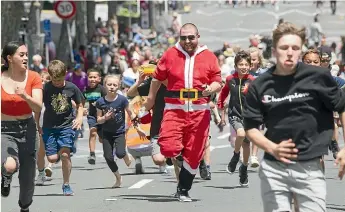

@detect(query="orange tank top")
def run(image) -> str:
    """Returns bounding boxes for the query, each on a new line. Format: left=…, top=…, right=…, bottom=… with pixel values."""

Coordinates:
left=1, top=71, right=42, bottom=116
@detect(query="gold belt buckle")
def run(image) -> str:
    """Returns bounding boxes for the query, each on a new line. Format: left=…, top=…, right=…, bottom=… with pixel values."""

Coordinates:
left=179, top=88, right=198, bottom=101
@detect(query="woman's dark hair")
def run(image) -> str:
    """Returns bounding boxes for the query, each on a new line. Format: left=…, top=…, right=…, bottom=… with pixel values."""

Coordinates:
left=1, top=41, right=24, bottom=72
left=302, top=48, right=321, bottom=61
left=234, top=50, right=251, bottom=67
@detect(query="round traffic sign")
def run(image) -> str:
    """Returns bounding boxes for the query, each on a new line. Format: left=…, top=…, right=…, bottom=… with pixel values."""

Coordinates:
left=54, top=0, right=76, bottom=20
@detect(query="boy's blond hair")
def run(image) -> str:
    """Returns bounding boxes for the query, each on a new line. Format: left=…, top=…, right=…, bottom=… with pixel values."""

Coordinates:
left=272, top=22, right=306, bottom=48
left=47, top=60, right=67, bottom=79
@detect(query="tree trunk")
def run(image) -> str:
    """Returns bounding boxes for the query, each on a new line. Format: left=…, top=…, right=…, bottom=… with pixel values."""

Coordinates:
left=1, top=2, right=25, bottom=48
left=26, top=1, right=43, bottom=64
left=56, top=20, right=71, bottom=64
left=75, top=1, right=88, bottom=48
left=87, top=1, right=96, bottom=42
left=108, top=1, right=117, bottom=21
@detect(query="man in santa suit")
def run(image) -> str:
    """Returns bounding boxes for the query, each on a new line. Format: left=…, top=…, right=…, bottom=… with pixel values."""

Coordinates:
left=144, top=23, right=221, bottom=202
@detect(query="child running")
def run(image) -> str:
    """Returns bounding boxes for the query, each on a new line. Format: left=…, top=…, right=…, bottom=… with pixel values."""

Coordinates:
left=217, top=50, right=255, bottom=187
left=83, top=68, right=106, bottom=165
left=42, top=60, right=84, bottom=195
left=96, top=74, right=144, bottom=188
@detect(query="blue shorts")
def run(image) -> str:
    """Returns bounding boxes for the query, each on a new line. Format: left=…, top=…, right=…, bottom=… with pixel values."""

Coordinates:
left=42, top=127, right=76, bottom=156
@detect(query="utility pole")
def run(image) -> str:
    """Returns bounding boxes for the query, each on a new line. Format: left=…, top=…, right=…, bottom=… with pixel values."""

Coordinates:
left=149, top=1, right=156, bottom=29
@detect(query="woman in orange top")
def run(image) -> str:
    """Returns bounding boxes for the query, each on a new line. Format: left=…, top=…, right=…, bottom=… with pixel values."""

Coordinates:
left=1, top=41, right=43, bottom=212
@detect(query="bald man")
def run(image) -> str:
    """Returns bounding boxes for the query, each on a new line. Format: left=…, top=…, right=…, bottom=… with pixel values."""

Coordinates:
left=145, top=23, right=221, bottom=202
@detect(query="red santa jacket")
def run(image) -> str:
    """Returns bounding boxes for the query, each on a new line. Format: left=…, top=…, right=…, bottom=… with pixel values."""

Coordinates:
left=153, top=43, right=221, bottom=106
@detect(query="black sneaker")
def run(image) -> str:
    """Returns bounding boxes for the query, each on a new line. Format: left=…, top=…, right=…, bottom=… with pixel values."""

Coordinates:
left=88, top=155, right=96, bottom=165
left=239, top=164, right=249, bottom=187
left=1, top=175, right=12, bottom=197
left=199, top=162, right=211, bottom=180
left=226, top=152, right=240, bottom=174
left=329, top=140, right=340, bottom=159
left=176, top=188, right=192, bottom=202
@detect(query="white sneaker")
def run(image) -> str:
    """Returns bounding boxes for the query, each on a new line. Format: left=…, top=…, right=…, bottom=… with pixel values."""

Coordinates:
left=250, top=156, right=260, bottom=168
left=45, top=167, right=53, bottom=177
left=36, top=172, right=46, bottom=186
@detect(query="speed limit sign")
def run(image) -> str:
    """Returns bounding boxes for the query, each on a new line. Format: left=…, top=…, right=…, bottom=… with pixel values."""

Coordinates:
left=54, top=0, right=76, bottom=20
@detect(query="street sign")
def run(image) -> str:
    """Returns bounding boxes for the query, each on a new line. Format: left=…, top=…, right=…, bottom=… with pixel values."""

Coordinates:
left=54, top=0, right=76, bottom=20
left=43, top=19, right=51, bottom=43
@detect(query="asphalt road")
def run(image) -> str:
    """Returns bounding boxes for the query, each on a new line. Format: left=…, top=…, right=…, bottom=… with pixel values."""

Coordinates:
left=182, top=1, right=345, bottom=50
left=2, top=117, right=345, bottom=212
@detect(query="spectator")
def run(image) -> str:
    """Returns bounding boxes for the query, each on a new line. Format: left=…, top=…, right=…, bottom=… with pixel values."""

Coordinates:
left=31, top=54, right=45, bottom=74
left=65, top=64, right=88, bottom=92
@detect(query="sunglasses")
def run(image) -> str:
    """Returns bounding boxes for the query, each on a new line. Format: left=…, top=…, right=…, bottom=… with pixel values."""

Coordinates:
left=321, top=58, right=330, bottom=63
left=180, top=35, right=197, bottom=41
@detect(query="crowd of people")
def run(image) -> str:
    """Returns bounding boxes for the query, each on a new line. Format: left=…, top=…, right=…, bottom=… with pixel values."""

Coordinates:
left=1, top=15, right=345, bottom=212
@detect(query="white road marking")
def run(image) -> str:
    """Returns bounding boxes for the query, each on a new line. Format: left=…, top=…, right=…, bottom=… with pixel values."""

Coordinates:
left=217, top=132, right=231, bottom=140
left=128, top=179, right=153, bottom=189
left=210, top=144, right=230, bottom=152
left=105, top=198, right=117, bottom=201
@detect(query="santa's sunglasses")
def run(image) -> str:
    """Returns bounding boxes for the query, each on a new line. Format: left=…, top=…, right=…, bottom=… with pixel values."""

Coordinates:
left=180, top=35, right=197, bottom=41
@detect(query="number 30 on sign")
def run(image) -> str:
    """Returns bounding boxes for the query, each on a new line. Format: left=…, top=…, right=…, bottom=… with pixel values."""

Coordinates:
left=54, top=0, right=76, bottom=20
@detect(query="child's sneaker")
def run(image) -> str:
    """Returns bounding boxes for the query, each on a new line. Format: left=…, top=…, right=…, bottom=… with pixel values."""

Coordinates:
left=62, top=184, right=74, bottom=196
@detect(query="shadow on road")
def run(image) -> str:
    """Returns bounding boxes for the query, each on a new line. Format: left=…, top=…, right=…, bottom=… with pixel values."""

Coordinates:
left=327, top=204, right=345, bottom=211
left=84, top=186, right=119, bottom=191
left=114, top=194, right=200, bottom=203
left=212, top=170, right=257, bottom=174
left=327, top=207, right=345, bottom=211
left=33, top=193, right=65, bottom=197
left=73, top=166, right=108, bottom=171
left=204, top=185, right=243, bottom=190
left=121, top=171, right=162, bottom=176
left=162, top=180, right=204, bottom=184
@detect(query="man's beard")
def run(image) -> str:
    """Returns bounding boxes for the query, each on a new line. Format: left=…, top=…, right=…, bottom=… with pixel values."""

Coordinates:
left=182, top=44, right=197, bottom=54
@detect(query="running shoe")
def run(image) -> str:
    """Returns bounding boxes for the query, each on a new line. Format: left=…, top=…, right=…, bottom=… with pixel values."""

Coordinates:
left=36, top=172, right=46, bottom=186
left=176, top=187, right=192, bottom=202
left=239, top=164, right=249, bottom=187
left=62, top=184, right=74, bottom=196
left=88, top=155, right=96, bottom=165
left=226, top=152, right=240, bottom=174
left=45, top=167, right=53, bottom=177
left=135, top=158, right=144, bottom=174
left=1, top=175, right=12, bottom=197
left=250, top=156, right=260, bottom=168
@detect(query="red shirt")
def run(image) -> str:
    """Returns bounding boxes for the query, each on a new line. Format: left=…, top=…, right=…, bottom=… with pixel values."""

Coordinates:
left=1, top=71, right=42, bottom=116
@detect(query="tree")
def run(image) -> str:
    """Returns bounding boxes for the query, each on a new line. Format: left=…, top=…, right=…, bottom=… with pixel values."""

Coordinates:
left=75, top=1, right=88, bottom=48
left=26, top=1, right=43, bottom=63
left=56, top=20, right=72, bottom=64
left=108, top=1, right=118, bottom=21
left=87, top=1, right=96, bottom=42
left=1, top=2, right=25, bottom=48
